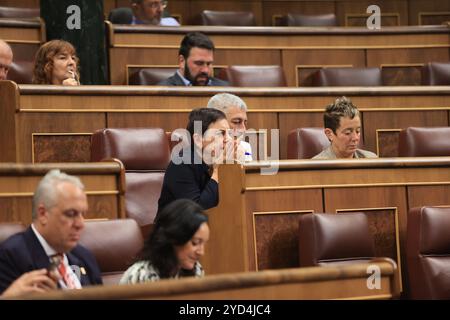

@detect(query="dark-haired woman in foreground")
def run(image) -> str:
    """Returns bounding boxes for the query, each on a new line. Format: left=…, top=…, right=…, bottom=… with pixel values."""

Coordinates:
left=120, top=199, right=209, bottom=283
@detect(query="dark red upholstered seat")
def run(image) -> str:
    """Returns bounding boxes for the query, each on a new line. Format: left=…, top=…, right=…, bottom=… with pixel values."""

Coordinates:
left=91, top=128, right=171, bottom=237
left=129, top=67, right=177, bottom=85
left=7, top=61, right=33, bottom=84
left=200, top=10, right=256, bottom=26
left=226, top=65, right=287, bottom=87
left=312, top=67, right=383, bottom=86
left=398, top=127, right=450, bottom=157
left=407, top=206, right=450, bottom=299
left=287, top=128, right=330, bottom=159
left=299, top=212, right=376, bottom=267
left=280, top=13, right=337, bottom=26
left=421, top=62, right=450, bottom=85
left=79, top=219, right=144, bottom=285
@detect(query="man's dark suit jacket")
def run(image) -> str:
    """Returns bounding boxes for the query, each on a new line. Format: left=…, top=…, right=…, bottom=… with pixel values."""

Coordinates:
left=158, top=72, right=229, bottom=86
left=0, top=227, right=103, bottom=294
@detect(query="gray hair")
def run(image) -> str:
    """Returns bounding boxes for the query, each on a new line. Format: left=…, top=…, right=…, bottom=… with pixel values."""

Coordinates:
left=32, top=169, right=84, bottom=220
left=207, top=93, right=248, bottom=114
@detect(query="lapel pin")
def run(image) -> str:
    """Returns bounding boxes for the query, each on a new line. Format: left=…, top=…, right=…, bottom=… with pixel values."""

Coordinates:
left=80, top=267, right=86, bottom=275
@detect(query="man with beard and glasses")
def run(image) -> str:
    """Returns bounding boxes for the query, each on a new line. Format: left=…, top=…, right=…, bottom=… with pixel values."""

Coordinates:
left=158, top=32, right=229, bottom=86
left=131, top=0, right=179, bottom=26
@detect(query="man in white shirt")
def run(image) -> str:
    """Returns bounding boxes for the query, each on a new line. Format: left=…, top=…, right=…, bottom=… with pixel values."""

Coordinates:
left=131, top=0, right=180, bottom=26
left=207, top=93, right=253, bottom=162
left=0, top=169, right=102, bottom=295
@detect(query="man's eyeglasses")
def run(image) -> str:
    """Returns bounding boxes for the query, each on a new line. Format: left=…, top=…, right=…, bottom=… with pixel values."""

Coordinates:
left=147, top=1, right=168, bottom=9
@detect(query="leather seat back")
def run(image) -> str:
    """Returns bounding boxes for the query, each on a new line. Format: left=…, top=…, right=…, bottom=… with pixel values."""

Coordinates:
left=79, top=219, right=144, bottom=285
left=312, top=67, right=383, bottom=86
left=287, top=128, right=330, bottom=159
left=129, top=68, right=177, bottom=85
left=226, top=65, right=287, bottom=87
left=281, top=13, right=337, bottom=26
left=299, top=213, right=376, bottom=267
left=421, top=62, right=450, bottom=85
left=398, top=127, right=450, bottom=157
left=200, top=10, right=256, bottom=26
left=407, top=206, right=450, bottom=299
left=91, top=128, right=171, bottom=236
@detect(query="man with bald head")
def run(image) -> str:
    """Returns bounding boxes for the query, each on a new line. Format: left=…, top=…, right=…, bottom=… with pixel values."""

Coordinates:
left=0, top=39, right=13, bottom=80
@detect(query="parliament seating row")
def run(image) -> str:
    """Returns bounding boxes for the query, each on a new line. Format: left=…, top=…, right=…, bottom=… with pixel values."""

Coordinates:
left=86, top=126, right=450, bottom=245
left=2, top=82, right=450, bottom=162
left=9, top=0, right=449, bottom=27
left=0, top=158, right=449, bottom=297
left=2, top=15, right=449, bottom=87
left=0, top=219, right=143, bottom=286
left=106, top=23, right=450, bottom=86
left=128, top=63, right=450, bottom=87
left=109, top=8, right=336, bottom=27
left=2, top=206, right=448, bottom=299
left=300, top=207, right=450, bottom=299
left=125, top=61, right=450, bottom=88
left=206, top=159, right=450, bottom=296
left=128, top=65, right=287, bottom=87
left=8, top=60, right=450, bottom=87
left=108, top=8, right=336, bottom=27
left=0, top=161, right=126, bottom=224
left=91, top=128, right=171, bottom=237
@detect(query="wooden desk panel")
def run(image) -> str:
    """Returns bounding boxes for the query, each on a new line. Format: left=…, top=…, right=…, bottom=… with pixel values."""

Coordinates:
left=203, top=159, right=450, bottom=295
left=2, top=83, right=450, bottom=162
left=0, top=162, right=125, bottom=224
left=0, top=19, right=45, bottom=44
left=24, top=260, right=399, bottom=300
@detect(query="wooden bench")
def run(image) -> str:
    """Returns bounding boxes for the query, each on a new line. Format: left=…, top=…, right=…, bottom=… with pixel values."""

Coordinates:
left=203, top=158, right=450, bottom=294
left=1, top=81, right=450, bottom=161
left=20, top=259, right=399, bottom=300
left=106, top=24, right=450, bottom=86
left=0, top=161, right=125, bottom=224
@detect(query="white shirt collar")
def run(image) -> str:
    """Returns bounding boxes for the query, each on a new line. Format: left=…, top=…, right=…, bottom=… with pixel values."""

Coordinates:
left=176, top=70, right=192, bottom=86
left=31, top=223, right=58, bottom=257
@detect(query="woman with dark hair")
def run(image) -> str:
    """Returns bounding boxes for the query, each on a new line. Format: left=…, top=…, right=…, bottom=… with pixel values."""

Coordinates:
left=157, top=107, right=233, bottom=214
left=32, top=39, right=80, bottom=86
left=120, top=199, right=209, bottom=283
